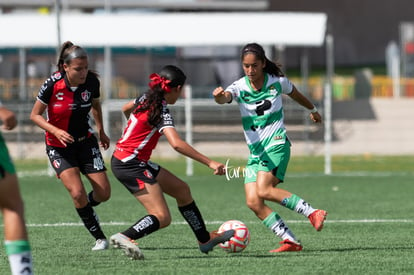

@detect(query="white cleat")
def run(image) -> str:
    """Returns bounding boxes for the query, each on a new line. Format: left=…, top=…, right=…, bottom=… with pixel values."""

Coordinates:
left=110, top=233, right=144, bottom=260
left=92, top=239, right=109, bottom=251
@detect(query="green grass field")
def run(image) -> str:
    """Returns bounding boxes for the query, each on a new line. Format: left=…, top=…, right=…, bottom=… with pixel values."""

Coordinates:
left=1, top=155, right=414, bottom=274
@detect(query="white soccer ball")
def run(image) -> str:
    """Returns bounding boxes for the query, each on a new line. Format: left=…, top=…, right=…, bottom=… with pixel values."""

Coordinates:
left=218, top=220, right=250, bottom=253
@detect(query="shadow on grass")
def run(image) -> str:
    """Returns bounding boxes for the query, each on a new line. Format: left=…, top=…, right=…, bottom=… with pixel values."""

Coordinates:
left=307, top=245, right=414, bottom=253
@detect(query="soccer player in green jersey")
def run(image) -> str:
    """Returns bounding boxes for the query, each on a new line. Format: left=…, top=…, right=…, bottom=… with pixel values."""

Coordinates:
left=213, top=42, right=327, bottom=252
left=0, top=103, right=34, bottom=274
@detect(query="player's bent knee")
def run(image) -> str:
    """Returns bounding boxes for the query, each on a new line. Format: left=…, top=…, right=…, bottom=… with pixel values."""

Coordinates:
left=245, top=200, right=261, bottom=215
left=256, top=188, right=273, bottom=201
left=155, top=213, right=172, bottom=228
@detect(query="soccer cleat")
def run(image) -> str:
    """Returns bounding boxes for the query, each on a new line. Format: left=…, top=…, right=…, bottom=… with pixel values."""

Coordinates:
left=199, top=229, right=235, bottom=254
left=308, top=209, right=328, bottom=231
left=110, top=233, right=144, bottom=260
left=92, top=239, right=109, bottom=251
left=269, top=239, right=303, bottom=253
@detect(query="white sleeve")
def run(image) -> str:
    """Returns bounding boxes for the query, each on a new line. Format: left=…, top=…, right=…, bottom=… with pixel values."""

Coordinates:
left=279, top=77, right=294, bottom=94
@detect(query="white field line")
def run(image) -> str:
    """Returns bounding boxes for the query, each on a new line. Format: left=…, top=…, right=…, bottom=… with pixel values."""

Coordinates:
left=17, top=170, right=414, bottom=178
left=20, top=219, right=414, bottom=228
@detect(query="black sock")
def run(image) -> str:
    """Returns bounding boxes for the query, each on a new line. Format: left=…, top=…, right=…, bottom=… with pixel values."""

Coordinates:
left=87, top=191, right=101, bottom=207
left=76, top=203, right=106, bottom=240
left=178, top=201, right=210, bottom=243
left=121, top=215, right=160, bottom=240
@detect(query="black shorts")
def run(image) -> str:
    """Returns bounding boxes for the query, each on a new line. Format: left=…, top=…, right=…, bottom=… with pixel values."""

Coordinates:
left=46, top=135, right=106, bottom=176
left=111, top=156, right=161, bottom=194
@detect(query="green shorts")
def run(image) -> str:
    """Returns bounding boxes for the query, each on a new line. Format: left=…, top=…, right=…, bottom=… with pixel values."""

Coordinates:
left=244, top=140, right=291, bottom=184
left=0, top=134, right=16, bottom=178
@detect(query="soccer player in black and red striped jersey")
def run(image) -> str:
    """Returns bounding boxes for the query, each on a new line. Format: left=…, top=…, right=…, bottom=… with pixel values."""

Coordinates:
left=30, top=41, right=111, bottom=251
left=109, top=65, right=234, bottom=260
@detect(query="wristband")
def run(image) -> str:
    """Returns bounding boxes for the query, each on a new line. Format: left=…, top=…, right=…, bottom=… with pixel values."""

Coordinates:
left=310, top=106, right=318, bottom=113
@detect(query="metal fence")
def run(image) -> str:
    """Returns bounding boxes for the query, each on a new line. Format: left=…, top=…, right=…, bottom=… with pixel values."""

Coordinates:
left=1, top=88, right=320, bottom=160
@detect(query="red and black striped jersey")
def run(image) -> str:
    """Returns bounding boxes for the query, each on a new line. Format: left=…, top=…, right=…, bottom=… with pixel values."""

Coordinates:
left=113, top=96, right=175, bottom=162
left=37, top=71, right=100, bottom=147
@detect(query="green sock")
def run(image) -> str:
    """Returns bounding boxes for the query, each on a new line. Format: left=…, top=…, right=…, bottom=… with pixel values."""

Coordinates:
left=5, top=240, right=33, bottom=275
left=281, top=194, right=315, bottom=217
left=5, top=240, right=31, bottom=255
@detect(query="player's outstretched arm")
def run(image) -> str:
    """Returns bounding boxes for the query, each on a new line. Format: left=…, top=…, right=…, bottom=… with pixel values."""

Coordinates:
left=288, top=85, right=322, bottom=123
left=212, top=87, right=232, bottom=104
left=0, top=105, right=17, bottom=131
left=163, top=127, right=225, bottom=175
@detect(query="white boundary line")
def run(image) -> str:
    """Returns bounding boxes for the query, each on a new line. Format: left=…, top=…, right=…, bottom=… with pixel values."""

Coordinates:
left=17, top=170, right=414, bottom=178
left=18, top=219, right=414, bottom=228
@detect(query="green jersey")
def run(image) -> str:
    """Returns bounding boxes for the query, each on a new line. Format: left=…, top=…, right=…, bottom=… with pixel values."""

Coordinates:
left=225, top=73, right=293, bottom=157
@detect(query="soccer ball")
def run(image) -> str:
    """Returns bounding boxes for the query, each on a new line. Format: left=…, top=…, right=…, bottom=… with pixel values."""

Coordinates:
left=217, top=220, right=250, bottom=253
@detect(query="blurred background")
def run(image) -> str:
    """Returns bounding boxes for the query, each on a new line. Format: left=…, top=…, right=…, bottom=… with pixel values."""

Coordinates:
left=0, top=0, right=413, bottom=164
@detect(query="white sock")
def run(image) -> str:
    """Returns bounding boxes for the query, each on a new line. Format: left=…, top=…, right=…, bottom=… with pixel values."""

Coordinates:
left=263, top=212, right=298, bottom=242
left=5, top=240, right=34, bottom=275
left=294, top=199, right=316, bottom=217
left=8, top=251, right=33, bottom=275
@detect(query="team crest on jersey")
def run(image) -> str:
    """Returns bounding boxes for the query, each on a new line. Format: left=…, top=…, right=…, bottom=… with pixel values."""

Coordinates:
left=81, top=90, right=91, bottom=102
left=52, top=159, right=61, bottom=169
left=269, top=85, right=278, bottom=95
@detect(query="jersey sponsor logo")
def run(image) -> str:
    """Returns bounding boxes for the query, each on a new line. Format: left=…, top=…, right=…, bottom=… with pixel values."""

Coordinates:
left=81, top=90, right=91, bottom=102
left=52, top=159, right=61, bottom=169
left=51, top=72, right=62, bottom=81
left=40, top=83, right=48, bottom=92
left=255, top=100, right=272, bottom=116
left=55, top=92, right=64, bottom=100
left=163, top=113, right=172, bottom=120
left=241, top=94, right=251, bottom=102
left=162, top=111, right=174, bottom=126
left=259, top=160, right=269, bottom=167
left=133, top=216, right=154, bottom=232
left=91, top=147, right=101, bottom=156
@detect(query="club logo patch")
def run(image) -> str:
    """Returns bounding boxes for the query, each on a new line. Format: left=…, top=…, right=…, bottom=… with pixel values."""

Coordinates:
left=144, top=170, right=153, bottom=179
left=52, top=159, right=61, bottom=169
left=81, top=90, right=91, bottom=102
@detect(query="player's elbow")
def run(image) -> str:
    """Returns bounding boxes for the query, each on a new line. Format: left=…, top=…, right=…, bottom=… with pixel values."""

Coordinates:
left=171, top=143, right=183, bottom=152
left=29, top=113, right=39, bottom=123
left=169, top=141, right=186, bottom=153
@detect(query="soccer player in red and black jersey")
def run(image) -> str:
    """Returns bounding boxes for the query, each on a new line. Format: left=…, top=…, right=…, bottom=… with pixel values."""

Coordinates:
left=30, top=41, right=111, bottom=251
left=109, top=65, right=234, bottom=260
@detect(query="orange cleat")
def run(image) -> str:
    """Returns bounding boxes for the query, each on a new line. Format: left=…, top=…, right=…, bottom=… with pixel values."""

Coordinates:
left=270, top=239, right=303, bottom=253
left=308, top=209, right=328, bottom=231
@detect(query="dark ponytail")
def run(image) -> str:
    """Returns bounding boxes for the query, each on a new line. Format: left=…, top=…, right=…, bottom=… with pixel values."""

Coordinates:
left=241, top=43, right=284, bottom=77
left=134, top=65, right=186, bottom=126
left=56, top=41, right=98, bottom=77
left=57, top=41, right=74, bottom=72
